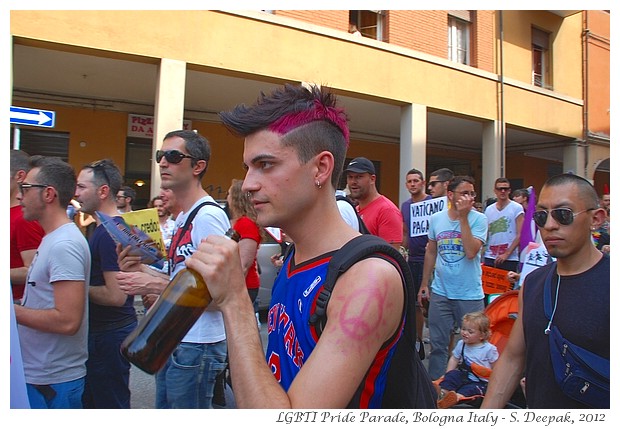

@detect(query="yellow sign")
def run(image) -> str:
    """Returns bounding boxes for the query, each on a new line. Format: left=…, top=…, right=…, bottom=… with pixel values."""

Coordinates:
left=120, top=208, right=166, bottom=256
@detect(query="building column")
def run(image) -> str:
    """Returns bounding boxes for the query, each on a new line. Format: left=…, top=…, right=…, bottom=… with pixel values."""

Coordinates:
left=563, top=140, right=587, bottom=179
left=150, top=58, right=187, bottom=198
left=399, top=103, right=427, bottom=206
left=481, top=120, right=503, bottom=204
left=586, top=141, right=610, bottom=184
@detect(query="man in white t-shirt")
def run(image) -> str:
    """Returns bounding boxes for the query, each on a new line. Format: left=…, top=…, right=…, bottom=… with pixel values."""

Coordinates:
left=483, top=178, right=524, bottom=273
left=118, top=130, right=230, bottom=409
left=335, top=189, right=360, bottom=232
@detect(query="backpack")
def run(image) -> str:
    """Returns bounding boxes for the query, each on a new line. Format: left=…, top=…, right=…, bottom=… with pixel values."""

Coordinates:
left=308, top=234, right=437, bottom=408
left=336, top=194, right=371, bottom=235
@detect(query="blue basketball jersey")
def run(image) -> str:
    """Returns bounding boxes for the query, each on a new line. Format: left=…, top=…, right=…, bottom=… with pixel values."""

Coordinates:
left=264, top=246, right=419, bottom=408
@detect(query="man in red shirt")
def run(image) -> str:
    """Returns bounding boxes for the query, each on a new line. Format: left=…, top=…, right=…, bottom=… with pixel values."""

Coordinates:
left=10, top=149, right=44, bottom=302
left=345, top=157, right=403, bottom=249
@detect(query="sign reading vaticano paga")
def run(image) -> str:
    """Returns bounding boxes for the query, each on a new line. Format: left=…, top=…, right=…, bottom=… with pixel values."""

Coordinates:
left=409, top=196, right=448, bottom=237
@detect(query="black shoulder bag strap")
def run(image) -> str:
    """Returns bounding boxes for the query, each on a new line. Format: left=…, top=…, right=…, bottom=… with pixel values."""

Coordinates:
left=168, top=201, right=223, bottom=275
left=308, top=234, right=415, bottom=340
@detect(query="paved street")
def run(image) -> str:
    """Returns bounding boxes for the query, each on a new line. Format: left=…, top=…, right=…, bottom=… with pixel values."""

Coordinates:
left=129, top=307, right=269, bottom=409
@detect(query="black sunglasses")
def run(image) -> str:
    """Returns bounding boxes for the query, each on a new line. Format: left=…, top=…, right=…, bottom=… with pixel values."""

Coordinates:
left=428, top=181, right=442, bottom=187
left=18, top=182, right=49, bottom=193
left=155, top=150, right=197, bottom=164
left=533, top=208, right=596, bottom=228
left=495, top=187, right=511, bottom=192
left=88, top=159, right=112, bottom=184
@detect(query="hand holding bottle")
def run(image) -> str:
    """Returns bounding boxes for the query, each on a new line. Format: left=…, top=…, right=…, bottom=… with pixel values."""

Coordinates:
left=185, top=233, right=248, bottom=310
left=120, top=229, right=239, bottom=374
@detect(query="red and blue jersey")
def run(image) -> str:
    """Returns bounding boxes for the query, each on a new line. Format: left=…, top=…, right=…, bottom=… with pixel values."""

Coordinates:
left=265, top=247, right=421, bottom=408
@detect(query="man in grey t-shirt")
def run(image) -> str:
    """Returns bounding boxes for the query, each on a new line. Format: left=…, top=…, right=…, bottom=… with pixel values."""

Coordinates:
left=14, top=156, right=91, bottom=408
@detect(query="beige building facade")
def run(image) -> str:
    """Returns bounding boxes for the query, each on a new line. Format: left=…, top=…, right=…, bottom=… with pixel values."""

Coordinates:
left=10, top=10, right=610, bottom=207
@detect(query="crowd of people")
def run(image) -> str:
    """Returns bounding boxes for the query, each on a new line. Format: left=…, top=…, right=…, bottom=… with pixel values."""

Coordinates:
left=11, top=83, right=609, bottom=410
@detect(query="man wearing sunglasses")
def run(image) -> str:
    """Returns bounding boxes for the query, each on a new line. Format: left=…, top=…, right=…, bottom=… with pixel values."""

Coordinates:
left=483, top=178, right=524, bottom=274
left=116, top=186, right=136, bottom=214
left=14, top=156, right=90, bottom=408
left=427, top=168, right=454, bottom=199
left=118, top=130, right=230, bottom=409
left=482, top=173, right=609, bottom=409
left=75, top=158, right=138, bottom=408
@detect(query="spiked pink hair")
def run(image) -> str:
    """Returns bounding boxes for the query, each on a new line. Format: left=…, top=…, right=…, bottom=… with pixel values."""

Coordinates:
left=268, top=99, right=350, bottom=147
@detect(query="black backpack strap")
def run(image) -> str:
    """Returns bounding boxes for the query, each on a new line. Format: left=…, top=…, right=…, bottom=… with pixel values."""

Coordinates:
left=336, top=194, right=371, bottom=235
left=281, top=241, right=294, bottom=263
left=309, top=235, right=415, bottom=339
left=168, top=200, right=224, bottom=275
left=184, top=201, right=223, bottom=227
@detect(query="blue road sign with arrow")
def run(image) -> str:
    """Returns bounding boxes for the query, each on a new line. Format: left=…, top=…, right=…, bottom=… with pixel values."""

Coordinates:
left=10, top=106, right=56, bottom=128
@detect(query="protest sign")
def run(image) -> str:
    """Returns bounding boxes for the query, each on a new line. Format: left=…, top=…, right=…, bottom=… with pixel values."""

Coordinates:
left=97, top=208, right=165, bottom=269
left=409, top=196, right=448, bottom=237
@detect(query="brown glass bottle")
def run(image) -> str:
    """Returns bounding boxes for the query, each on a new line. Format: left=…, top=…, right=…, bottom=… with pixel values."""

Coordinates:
left=121, top=228, right=239, bottom=374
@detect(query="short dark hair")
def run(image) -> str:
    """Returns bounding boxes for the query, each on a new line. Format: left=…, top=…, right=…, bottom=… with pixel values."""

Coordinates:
left=29, top=155, right=76, bottom=208
left=543, top=173, right=599, bottom=209
left=120, top=186, right=136, bottom=202
left=430, top=168, right=454, bottom=182
left=219, top=84, right=349, bottom=189
left=10, top=149, right=31, bottom=177
left=82, top=158, right=123, bottom=197
left=164, top=130, right=211, bottom=180
left=447, top=175, right=475, bottom=192
left=406, top=168, right=424, bottom=181
left=512, top=188, right=529, bottom=200
left=494, top=177, right=511, bottom=187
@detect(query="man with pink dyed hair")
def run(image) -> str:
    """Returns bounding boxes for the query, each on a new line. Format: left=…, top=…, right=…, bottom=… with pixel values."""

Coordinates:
left=185, top=84, right=435, bottom=408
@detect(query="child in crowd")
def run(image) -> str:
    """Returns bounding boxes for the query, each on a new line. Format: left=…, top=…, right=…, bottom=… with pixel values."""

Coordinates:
left=437, top=311, right=499, bottom=408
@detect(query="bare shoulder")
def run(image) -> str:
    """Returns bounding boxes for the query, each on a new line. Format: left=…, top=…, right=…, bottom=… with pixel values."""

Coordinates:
left=287, top=257, right=405, bottom=407
left=327, top=257, right=404, bottom=344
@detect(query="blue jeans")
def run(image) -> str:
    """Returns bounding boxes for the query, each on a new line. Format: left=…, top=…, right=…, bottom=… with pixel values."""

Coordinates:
left=155, top=340, right=228, bottom=409
left=83, top=321, right=136, bottom=408
left=27, top=377, right=85, bottom=409
left=439, top=369, right=487, bottom=397
left=427, top=293, right=484, bottom=380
